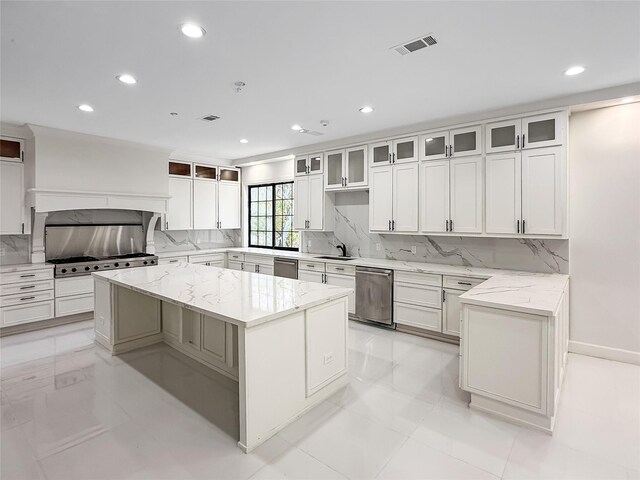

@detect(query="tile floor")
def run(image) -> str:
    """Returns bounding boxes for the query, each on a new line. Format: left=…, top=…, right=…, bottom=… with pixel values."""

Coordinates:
left=1, top=320, right=639, bottom=480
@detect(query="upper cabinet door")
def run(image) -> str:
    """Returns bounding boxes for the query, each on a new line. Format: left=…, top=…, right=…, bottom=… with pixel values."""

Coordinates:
left=194, top=164, right=217, bottom=181
left=193, top=179, right=218, bottom=230
left=219, top=168, right=240, bottom=183
left=325, top=149, right=345, bottom=190
left=485, top=119, right=522, bottom=154
left=393, top=136, right=418, bottom=164
left=449, top=156, right=483, bottom=234
left=369, top=166, right=393, bottom=231
left=293, top=177, right=309, bottom=230
left=393, top=162, right=419, bottom=232
left=450, top=126, right=482, bottom=157
left=419, top=160, right=449, bottom=233
left=167, top=177, right=193, bottom=230
left=485, top=153, right=522, bottom=234
left=169, top=161, right=192, bottom=177
left=369, top=141, right=391, bottom=168
left=345, top=145, right=368, bottom=188
left=0, top=161, right=24, bottom=234
left=419, top=131, right=449, bottom=161
left=308, top=153, right=324, bottom=175
left=295, top=156, right=309, bottom=176
left=522, top=112, right=563, bottom=150
left=218, top=182, right=241, bottom=229
left=307, top=175, right=325, bottom=230
left=521, top=146, right=563, bottom=235
left=0, top=137, right=24, bottom=163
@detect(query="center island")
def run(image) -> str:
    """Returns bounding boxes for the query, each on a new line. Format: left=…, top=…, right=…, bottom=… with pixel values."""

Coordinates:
left=92, top=262, right=352, bottom=453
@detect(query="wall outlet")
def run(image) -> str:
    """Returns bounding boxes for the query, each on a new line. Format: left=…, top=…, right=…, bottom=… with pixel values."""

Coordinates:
left=376, top=243, right=382, bottom=251
left=323, top=353, right=334, bottom=365
left=411, top=245, right=417, bottom=254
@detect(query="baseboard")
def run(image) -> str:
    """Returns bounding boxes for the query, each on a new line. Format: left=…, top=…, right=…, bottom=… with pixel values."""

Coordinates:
left=569, top=340, right=640, bottom=366
left=0, top=312, right=93, bottom=337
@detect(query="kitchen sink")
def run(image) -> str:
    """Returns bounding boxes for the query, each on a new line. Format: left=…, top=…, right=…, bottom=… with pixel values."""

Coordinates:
left=315, top=256, right=355, bottom=261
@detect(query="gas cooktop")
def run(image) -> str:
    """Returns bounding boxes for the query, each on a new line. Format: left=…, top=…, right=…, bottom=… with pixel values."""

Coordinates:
left=48, top=253, right=158, bottom=278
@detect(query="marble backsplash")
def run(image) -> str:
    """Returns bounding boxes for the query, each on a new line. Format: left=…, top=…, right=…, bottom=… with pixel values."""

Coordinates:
left=0, top=235, right=31, bottom=265
left=153, top=229, right=239, bottom=253
left=302, top=191, right=569, bottom=274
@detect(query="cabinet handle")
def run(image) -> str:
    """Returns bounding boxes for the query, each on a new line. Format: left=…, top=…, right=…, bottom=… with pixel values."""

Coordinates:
left=335, top=267, right=344, bottom=271
left=389, top=153, right=392, bottom=164
left=241, top=263, right=244, bottom=271
left=392, top=153, right=396, bottom=163
left=20, top=274, right=35, bottom=278
left=445, top=145, right=448, bottom=157
left=449, top=145, right=453, bottom=157
left=388, top=220, right=391, bottom=231
left=20, top=296, right=36, bottom=301
left=21, top=223, right=24, bottom=234
left=457, top=281, right=472, bottom=286
left=392, top=220, right=395, bottom=231
left=516, top=135, right=520, bottom=150
left=522, top=220, right=526, bottom=234
left=517, top=219, right=520, bottom=233
left=445, top=220, right=449, bottom=232
left=306, top=264, right=315, bottom=268
left=166, top=221, right=169, bottom=230
left=19, top=285, right=36, bottom=290
left=442, top=290, right=445, bottom=302
left=450, top=220, right=454, bottom=231
left=522, top=134, right=525, bottom=148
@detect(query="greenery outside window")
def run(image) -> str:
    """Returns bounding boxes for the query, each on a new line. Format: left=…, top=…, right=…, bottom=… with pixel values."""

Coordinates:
left=248, top=182, right=299, bottom=250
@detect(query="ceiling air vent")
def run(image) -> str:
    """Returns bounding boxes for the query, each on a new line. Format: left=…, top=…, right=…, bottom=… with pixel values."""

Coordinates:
left=201, top=114, right=220, bottom=122
left=392, top=33, right=437, bottom=56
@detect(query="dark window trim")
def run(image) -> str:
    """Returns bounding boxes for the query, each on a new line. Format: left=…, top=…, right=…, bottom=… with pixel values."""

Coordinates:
left=248, top=182, right=299, bottom=252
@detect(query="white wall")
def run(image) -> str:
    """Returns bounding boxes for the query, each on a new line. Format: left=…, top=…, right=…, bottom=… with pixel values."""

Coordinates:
left=29, top=125, right=169, bottom=195
left=569, top=102, right=640, bottom=359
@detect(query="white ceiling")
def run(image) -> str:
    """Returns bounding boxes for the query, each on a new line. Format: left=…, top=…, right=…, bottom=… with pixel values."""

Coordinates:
left=2, top=1, right=639, bottom=161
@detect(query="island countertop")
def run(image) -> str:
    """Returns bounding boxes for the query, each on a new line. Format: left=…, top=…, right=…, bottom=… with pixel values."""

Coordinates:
left=92, top=262, right=352, bottom=328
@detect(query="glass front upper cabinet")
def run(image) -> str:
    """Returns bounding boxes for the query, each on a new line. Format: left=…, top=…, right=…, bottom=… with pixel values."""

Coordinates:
left=346, top=145, right=367, bottom=187
left=325, top=150, right=344, bottom=189
left=219, top=168, right=240, bottom=182
left=369, top=141, right=391, bottom=167
left=451, top=126, right=482, bottom=157
left=522, top=112, right=563, bottom=149
left=420, top=131, right=449, bottom=161
left=486, top=119, right=522, bottom=153
left=295, top=153, right=323, bottom=176
left=0, top=136, right=24, bottom=162
left=393, top=136, right=418, bottom=163
left=169, top=161, right=192, bottom=177
left=194, top=164, right=217, bottom=180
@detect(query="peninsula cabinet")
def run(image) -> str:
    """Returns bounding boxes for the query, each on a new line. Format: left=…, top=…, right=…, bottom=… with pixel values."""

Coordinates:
left=325, top=145, right=368, bottom=190
left=485, top=146, right=563, bottom=235
left=485, top=111, right=564, bottom=154
left=369, top=163, right=419, bottom=232
left=419, top=156, right=483, bottom=234
left=419, top=125, right=482, bottom=161
left=369, top=136, right=418, bottom=167
left=294, top=175, right=334, bottom=231
left=295, top=153, right=323, bottom=176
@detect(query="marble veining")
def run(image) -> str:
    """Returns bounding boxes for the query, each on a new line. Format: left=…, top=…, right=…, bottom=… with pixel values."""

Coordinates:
left=0, top=235, right=31, bottom=265
left=153, top=229, right=239, bottom=253
left=93, top=262, right=352, bottom=327
left=301, top=191, right=569, bottom=274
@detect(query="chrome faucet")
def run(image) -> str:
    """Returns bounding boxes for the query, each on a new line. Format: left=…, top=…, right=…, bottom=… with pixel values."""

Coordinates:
left=336, top=243, right=347, bottom=257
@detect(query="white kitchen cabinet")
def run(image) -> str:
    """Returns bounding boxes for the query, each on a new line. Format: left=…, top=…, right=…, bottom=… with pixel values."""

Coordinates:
left=394, top=302, right=442, bottom=332
left=201, top=316, right=227, bottom=362
left=369, top=140, right=391, bottom=168
left=295, top=153, right=323, bottom=176
left=370, top=136, right=417, bottom=167
left=420, top=160, right=449, bottom=233
left=167, top=177, right=193, bottom=230
left=419, top=131, right=449, bottom=161
left=218, top=181, right=241, bottom=229
left=486, top=111, right=564, bottom=153
left=419, top=156, right=482, bottom=234
left=298, top=270, right=324, bottom=283
left=443, top=288, right=463, bottom=337
left=1, top=267, right=55, bottom=328
left=325, top=146, right=368, bottom=190
left=324, top=272, right=355, bottom=314
left=485, top=152, right=522, bottom=234
left=369, top=163, right=418, bottom=233
left=485, top=146, right=562, bottom=236
left=0, top=136, right=24, bottom=162
left=227, top=260, right=243, bottom=271
left=521, top=146, right=563, bottom=235
left=449, top=156, right=483, bottom=234
left=193, top=179, right=218, bottom=230
left=0, top=160, right=26, bottom=234
left=420, top=126, right=481, bottom=161
left=294, top=175, right=333, bottom=231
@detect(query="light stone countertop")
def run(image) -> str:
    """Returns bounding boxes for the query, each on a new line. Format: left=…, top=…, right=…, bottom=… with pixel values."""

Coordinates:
left=156, top=247, right=569, bottom=317
left=92, top=262, right=352, bottom=329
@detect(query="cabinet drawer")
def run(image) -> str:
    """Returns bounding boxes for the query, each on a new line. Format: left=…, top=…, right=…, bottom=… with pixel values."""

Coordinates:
left=55, top=293, right=94, bottom=317
left=188, top=253, right=226, bottom=264
left=325, top=263, right=355, bottom=276
left=0, top=300, right=55, bottom=327
left=0, top=289, right=55, bottom=307
left=245, top=254, right=274, bottom=266
left=158, top=256, right=188, bottom=265
left=394, top=282, right=442, bottom=309
left=299, top=260, right=325, bottom=272
left=227, top=252, right=244, bottom=261
left=394, top=270, right=441, bottom=287
left=227, top=260, right=243, bottom=271
left=1, top=268, right=53, bottom=285
left=0, top=279, right=54, bottom=296
left=443, top=275, right=487, bottom=291
left=55, top=276, right=94, bottom=297
left=394, top=302, right=442, bottom=332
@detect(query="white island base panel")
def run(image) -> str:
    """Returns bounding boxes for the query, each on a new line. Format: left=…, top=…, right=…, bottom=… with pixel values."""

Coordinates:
left=93, top=276, right=349, bottom=453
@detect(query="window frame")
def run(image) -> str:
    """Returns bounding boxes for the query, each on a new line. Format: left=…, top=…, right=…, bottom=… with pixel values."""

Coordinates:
left=247, top=181, right=299, bottom=251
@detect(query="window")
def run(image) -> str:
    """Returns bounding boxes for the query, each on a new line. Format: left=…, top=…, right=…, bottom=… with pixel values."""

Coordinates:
left=248, top=182, right=299, bottom=250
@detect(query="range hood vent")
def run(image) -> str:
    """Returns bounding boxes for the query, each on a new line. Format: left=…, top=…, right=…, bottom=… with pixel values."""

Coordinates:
left=392, top=34, right=438, bottom=56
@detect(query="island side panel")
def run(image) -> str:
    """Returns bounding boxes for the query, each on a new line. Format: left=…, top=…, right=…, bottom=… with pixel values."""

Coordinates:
left=238, top=296, right=349, bottom=453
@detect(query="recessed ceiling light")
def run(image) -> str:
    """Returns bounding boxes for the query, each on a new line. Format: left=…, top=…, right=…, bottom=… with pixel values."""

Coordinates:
left=298, top=129, right=308, bottom=134
left=291, top=124, right=302, bottom=131
left=620, top=97, right=635, bottom=104
left=116, top=74, right=137, bottom=84
left=240, top=139, right=249, bottom=144
left=78, top=104, right=94, bottom=112
left=180, top=23, right=206, bottom=38
left=359, top=106, right=374, bottom=113
left=564, top=66, right=585, bottom=76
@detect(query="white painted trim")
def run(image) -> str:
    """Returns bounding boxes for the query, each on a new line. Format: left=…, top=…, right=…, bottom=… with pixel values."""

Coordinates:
left=26, top=188, right=169, bottom=213
left=569, top=340, right=640, bottom=366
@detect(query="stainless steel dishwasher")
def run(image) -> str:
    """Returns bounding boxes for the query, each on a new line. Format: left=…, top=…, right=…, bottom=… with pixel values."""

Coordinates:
left=353, top=266, right=394, bottom=327
left=273, top=257, right=298, bottom=279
